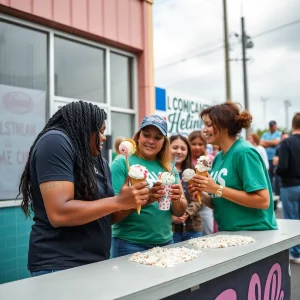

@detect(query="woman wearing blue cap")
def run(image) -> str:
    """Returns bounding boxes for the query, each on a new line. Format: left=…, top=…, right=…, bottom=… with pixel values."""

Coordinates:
left=111, top=115, right=187, bottom=257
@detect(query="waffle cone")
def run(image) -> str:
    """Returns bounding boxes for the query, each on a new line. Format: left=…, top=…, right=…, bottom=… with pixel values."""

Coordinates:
left=195, top=170, right=208, bottom=204
left=196, top=170, right=208, bottom=177
left=129, top=177, right=145, bottom=215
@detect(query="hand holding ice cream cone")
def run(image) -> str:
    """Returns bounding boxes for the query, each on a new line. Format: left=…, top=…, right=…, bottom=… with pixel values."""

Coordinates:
left=116, top=177, right=149, bottom=211
left=128, top=164, right=149, bottom=214
left=193, top=156, right=212, bottom=203
left=182, top=168, right=199, bottom=202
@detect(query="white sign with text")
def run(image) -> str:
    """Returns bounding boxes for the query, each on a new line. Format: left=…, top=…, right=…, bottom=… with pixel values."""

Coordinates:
left=0, top=84, right=46, bottom=200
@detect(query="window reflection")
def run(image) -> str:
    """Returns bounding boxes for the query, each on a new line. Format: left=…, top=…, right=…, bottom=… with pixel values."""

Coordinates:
left=0, top=21, right=47, bottom=90
left=110, top=52, right=133, bottom=109
left=54, top=37, right=105, bottom=103
left=111, top=112, right=135, bottom=141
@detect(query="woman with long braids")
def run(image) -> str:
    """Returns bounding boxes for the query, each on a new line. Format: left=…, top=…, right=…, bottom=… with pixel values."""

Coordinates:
left=19, top=100, right=149, bottom=277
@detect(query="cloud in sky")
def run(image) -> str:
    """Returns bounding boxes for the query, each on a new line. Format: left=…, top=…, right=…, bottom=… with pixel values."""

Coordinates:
left=153, top=0, right=300, bottom=131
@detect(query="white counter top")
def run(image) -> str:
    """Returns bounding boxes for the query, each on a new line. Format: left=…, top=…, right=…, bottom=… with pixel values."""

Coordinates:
left=1, top=219, right=300, bottom=300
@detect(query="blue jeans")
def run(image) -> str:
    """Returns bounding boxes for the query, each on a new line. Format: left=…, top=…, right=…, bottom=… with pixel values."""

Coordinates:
left=111, top=238, right=174, bottom=258
left=281, top=186, right=300, bottom=258
left=173, top=231, right=203, bottom=244
left=31, top=270, right=61, bottom=277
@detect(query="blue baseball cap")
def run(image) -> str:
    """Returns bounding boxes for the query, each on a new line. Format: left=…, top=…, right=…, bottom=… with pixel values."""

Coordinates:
left=140, top=115, right=168, bottom=136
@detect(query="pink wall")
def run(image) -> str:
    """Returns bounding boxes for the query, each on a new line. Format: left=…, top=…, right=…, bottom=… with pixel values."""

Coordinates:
left=0, top=0, right=144, bottom=50
left=0, top=0, right=155, bottom=120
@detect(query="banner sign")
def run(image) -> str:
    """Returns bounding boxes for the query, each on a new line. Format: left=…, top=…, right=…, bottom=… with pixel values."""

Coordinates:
left=164, top=250, right=290, bottom=300
left=0, top=84, right=46, bottom=200
left=155, top=87, right=210, bottom=136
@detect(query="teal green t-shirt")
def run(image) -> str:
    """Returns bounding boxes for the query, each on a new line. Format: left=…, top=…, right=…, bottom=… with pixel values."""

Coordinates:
left=111, top=155, right=179, bottom=245
left=210, top=138, right=277, bottom=231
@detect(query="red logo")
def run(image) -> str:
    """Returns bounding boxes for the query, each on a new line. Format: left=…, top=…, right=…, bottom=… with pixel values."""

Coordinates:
left=3, top=91, right=34, bottom=114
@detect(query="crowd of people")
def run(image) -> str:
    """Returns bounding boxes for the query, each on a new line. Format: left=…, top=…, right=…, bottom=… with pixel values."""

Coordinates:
left=19, top=100, right=300, bottom=277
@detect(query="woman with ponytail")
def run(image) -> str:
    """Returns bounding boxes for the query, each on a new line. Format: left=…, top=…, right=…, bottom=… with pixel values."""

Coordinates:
left=19, top=100, right=149, bottom=276
left=188, top=102, right=277, bottom=231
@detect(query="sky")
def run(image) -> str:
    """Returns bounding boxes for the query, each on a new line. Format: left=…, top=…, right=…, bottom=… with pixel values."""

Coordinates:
left=153, top=0, right=300, bottom=131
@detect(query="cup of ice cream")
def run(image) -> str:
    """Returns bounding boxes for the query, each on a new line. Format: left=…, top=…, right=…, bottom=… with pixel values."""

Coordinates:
left=157, top=172, right=176, bottom=210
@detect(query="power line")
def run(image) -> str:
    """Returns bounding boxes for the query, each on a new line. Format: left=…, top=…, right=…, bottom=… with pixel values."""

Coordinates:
left=155, top=19, right=300, bottom=71
left=155, top=45, right=223, bottom=69
left=253, top=19, right=300, bottom=38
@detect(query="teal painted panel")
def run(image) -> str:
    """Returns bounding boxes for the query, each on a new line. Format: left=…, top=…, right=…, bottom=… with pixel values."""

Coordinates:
left=5, top=270, right=18, bottom=282
left=5, top=236, right=17, bottom=248
left=0, top=206, right=33, bottom=284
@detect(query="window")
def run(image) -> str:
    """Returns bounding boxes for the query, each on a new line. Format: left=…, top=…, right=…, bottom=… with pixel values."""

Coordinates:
left=111, top=112, right=135, bottom=142
left=54, top=37, right=105, bottom=103
left=0, top=21, right=47, bottom=200
left=110, top=52, right=133, bottom=109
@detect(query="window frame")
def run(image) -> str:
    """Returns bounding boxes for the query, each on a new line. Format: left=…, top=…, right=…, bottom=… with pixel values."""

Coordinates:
left=0, top=13, right=138, bottom=206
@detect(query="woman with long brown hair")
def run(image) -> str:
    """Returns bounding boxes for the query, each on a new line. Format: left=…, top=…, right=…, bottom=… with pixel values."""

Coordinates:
left=110, top=115, right=187, bottom=257
left=169, top=134, right=202, bottom=242
left=188, top=130, right=214, bottom=235
left=188, top=102, right=277, bottom=231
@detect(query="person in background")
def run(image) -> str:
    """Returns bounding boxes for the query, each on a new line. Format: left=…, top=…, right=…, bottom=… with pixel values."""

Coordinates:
left=247, top=133, right=269, bottom=170
left=276, top=113, right=300, bottom=264
left=273, top=131, right=289, bottom=167
left=188, top=130, right=214, bottom=235
left=260, top=121, right=282, bottom=197
left=211, top=145, right=220, bottom=160
left=112, top=136, right=125, bottom=161
left=110, top=115, right=187, bottom=257
left=18, top=101, right=149, bottom=277
left=188, top=102, right=277, bottom=232
left=169, top=135, right=202, bottom=243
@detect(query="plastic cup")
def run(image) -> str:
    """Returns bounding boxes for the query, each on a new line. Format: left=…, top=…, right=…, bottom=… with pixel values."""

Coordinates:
left=158, top=184, right=172, bottom=210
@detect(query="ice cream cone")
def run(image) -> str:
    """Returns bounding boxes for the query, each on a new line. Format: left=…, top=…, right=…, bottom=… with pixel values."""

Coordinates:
left=195, top=170, right=209, bottom=204
left=130, top=177, right=145, bottom=215
left=124, top=139, right=137, bottom=154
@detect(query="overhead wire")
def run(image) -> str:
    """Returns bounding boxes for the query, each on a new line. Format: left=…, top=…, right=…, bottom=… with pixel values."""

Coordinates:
left=155, top=19, right=300, bottom=70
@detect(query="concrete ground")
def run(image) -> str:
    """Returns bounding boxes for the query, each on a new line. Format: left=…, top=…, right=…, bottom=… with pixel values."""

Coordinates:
left=275, top=204, right=300, bottom=300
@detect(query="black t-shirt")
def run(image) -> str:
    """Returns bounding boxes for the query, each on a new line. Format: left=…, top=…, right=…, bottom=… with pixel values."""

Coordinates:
left=276, top=134, right=300, bottom=187
left=28, top=130, right=114, bottom=272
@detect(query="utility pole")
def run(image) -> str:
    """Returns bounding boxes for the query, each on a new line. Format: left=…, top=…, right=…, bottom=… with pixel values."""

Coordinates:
left=261, top=97, right=268, bottom=128
left=241, top=16, right=252, bottom=136
left=223, top=0, right=231, bottom=102
left=284, top=100, right=291, bottom=131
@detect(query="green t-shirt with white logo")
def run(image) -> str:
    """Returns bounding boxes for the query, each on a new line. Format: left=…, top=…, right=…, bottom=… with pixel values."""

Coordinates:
left=111, top=155, right=179, bottom=245
left=210, top=138, right=277, bottom=231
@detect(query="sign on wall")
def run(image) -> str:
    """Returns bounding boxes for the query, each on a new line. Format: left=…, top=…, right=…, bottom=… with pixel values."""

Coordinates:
left=0, top=84, right=46, bottom=200
left=155, top=87, right=211, bottom=136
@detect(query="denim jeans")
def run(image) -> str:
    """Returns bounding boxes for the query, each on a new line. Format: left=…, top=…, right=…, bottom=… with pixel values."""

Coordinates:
left=111, top=238, right=174, bottom=258
left=173, top=231, right=202, bottom=244
left=281, top=186, right=300, bottom=258
left=199, top=205, right=214, bottom=235
left=31, top=270, right=61, bottom=277
left=269, top=159, right=281, bottom=196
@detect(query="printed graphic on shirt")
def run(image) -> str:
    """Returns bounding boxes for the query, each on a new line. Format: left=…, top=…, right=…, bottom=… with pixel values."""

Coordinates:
left=147, top=171, right=159, bottom=188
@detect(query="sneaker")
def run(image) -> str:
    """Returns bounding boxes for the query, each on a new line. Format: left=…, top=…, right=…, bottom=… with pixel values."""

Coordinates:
left=289, top=255, right=300, bottom=264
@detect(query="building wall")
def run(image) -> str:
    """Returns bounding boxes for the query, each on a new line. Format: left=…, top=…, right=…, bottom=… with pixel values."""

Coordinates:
left=0, top=0, right=155, bottom=121
left=0, top=207, right=33, bottom=283
left=0, top=0, right=154, bottom=284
